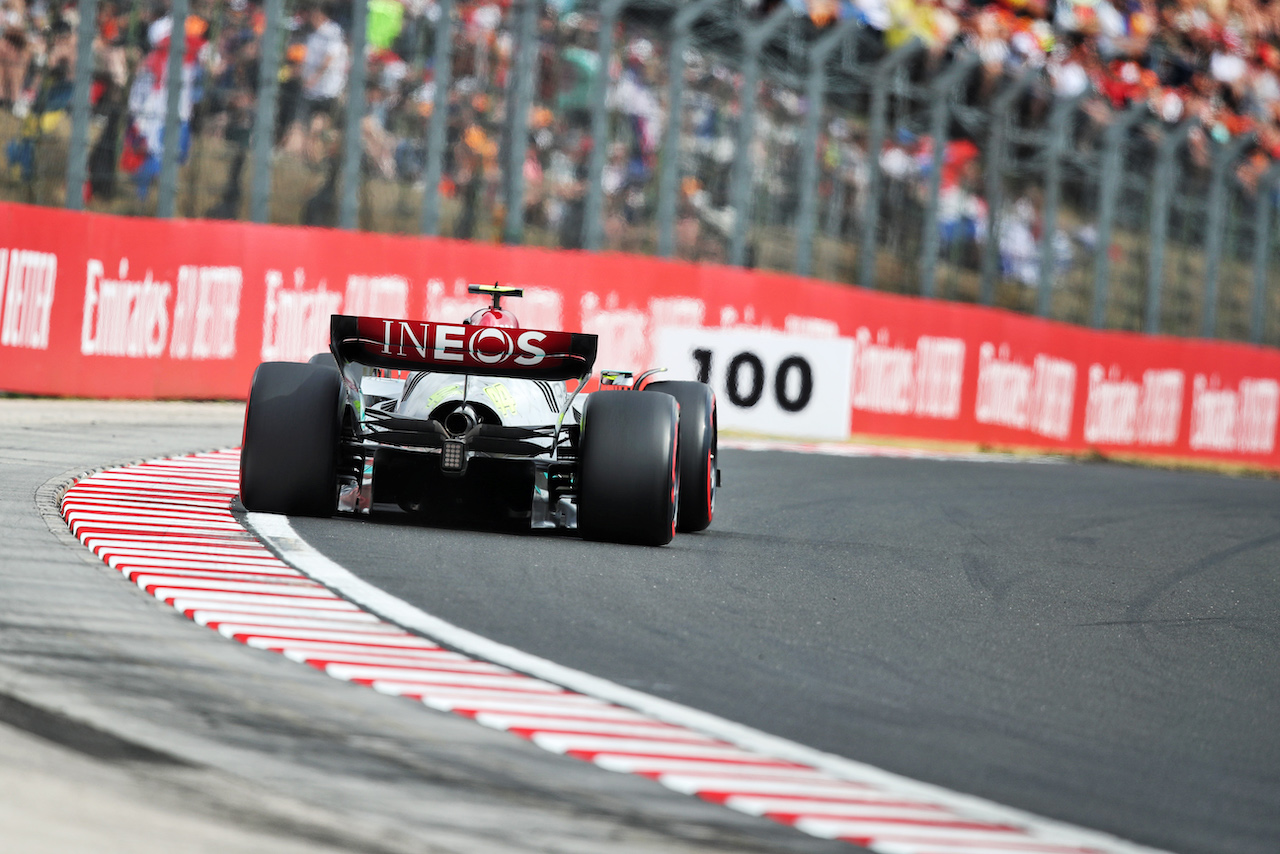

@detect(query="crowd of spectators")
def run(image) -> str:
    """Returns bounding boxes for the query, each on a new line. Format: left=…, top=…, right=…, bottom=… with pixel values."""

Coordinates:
left=0, top=0, right=1277, bottom=276
left=798, top=0, right=1280, bottom=161
left=793, top=0, right=1280, bottom=281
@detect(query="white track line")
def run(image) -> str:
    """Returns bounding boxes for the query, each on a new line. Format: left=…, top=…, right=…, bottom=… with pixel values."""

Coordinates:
left=61, top=449, right=1162, bottom=854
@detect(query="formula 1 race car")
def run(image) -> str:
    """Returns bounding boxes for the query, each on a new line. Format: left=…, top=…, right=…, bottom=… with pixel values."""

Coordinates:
left=239, top=284, right=718, bottom=545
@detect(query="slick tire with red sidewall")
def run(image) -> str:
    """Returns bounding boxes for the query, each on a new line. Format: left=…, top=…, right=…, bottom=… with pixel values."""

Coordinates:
left=646, top=380, right=717, bottom=532
left=240, top=361, right=342, bottom=517
left=578, top=390, right=679, bottom=546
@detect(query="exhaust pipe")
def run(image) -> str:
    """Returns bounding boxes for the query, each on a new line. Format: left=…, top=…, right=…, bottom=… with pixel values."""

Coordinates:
left=443, top=404, right=479, bottom=437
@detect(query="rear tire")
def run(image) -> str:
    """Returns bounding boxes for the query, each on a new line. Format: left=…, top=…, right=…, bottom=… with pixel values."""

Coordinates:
left=240, top=362, right=342, bottom=516
left=307, top=352, right=338, bottom=371
left=578, top=390, right=679, bottom=546
left=646, top=380, right=717, bottom=532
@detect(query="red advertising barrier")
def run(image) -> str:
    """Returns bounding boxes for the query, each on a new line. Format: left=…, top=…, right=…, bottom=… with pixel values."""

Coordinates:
left=2, top=202, right=1278, bottom=469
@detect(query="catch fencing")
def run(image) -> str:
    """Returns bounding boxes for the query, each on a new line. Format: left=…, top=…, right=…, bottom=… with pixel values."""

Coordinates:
left=4, top=0, right=1279, bottom=348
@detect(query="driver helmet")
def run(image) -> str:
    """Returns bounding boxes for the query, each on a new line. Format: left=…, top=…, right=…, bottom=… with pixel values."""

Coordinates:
left=466, top=307, right=520, bottom=328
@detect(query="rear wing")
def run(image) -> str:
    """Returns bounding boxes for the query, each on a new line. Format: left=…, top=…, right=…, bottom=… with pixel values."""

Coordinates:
left=331, top=315, right=598, bottom=381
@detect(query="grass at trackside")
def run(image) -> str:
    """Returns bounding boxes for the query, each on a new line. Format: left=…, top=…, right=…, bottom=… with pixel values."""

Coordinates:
left=1073, top=448, right=1280, bottom=478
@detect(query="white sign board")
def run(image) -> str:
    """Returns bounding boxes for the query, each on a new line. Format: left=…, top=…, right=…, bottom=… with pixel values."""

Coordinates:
left=653, top=327, right=854, bottom=440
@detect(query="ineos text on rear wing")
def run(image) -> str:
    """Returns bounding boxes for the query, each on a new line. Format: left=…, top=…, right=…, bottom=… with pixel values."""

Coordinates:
left=331, top=315, right=598, bottom=381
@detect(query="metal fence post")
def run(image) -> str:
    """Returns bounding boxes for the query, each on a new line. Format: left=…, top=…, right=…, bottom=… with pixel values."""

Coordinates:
left=419, top=0, right=455, bottom=236
left=1250, top=164, right=1280, bottom=344
left=979, top=71, right=1034, bottom=305
left=793, top=16, right=860, bottom=277
left=1091, top=102, right=1145, bottom=328
left=502, top=0, right=539, bottom=245
left=919, top=52, right=978, bottom=298
left=857, top=39, right=922, bottom=290
left=157, top=0, right=189, bottom=218
left=583, top=0, right=625, bottom=252
left=824, top=173, right=846, bottom=241
left=64, top=0, right=97, bottom=210
left=339, top=0, right=369, bottom=229
left=727, top=4, right=791, bottom=267
left=1035, top=95, right=1079, bottom=316
left=656, top=0, right=720, bottom=258
left=1201, top=133, right=1254, bottom=338
left=250, top=0, right=282, bottom=223
left=1146, top=120, right=1196, bottom=334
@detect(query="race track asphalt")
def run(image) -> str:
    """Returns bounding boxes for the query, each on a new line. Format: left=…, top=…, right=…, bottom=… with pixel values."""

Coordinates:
left=289, top=449, right=1280, bottom=854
